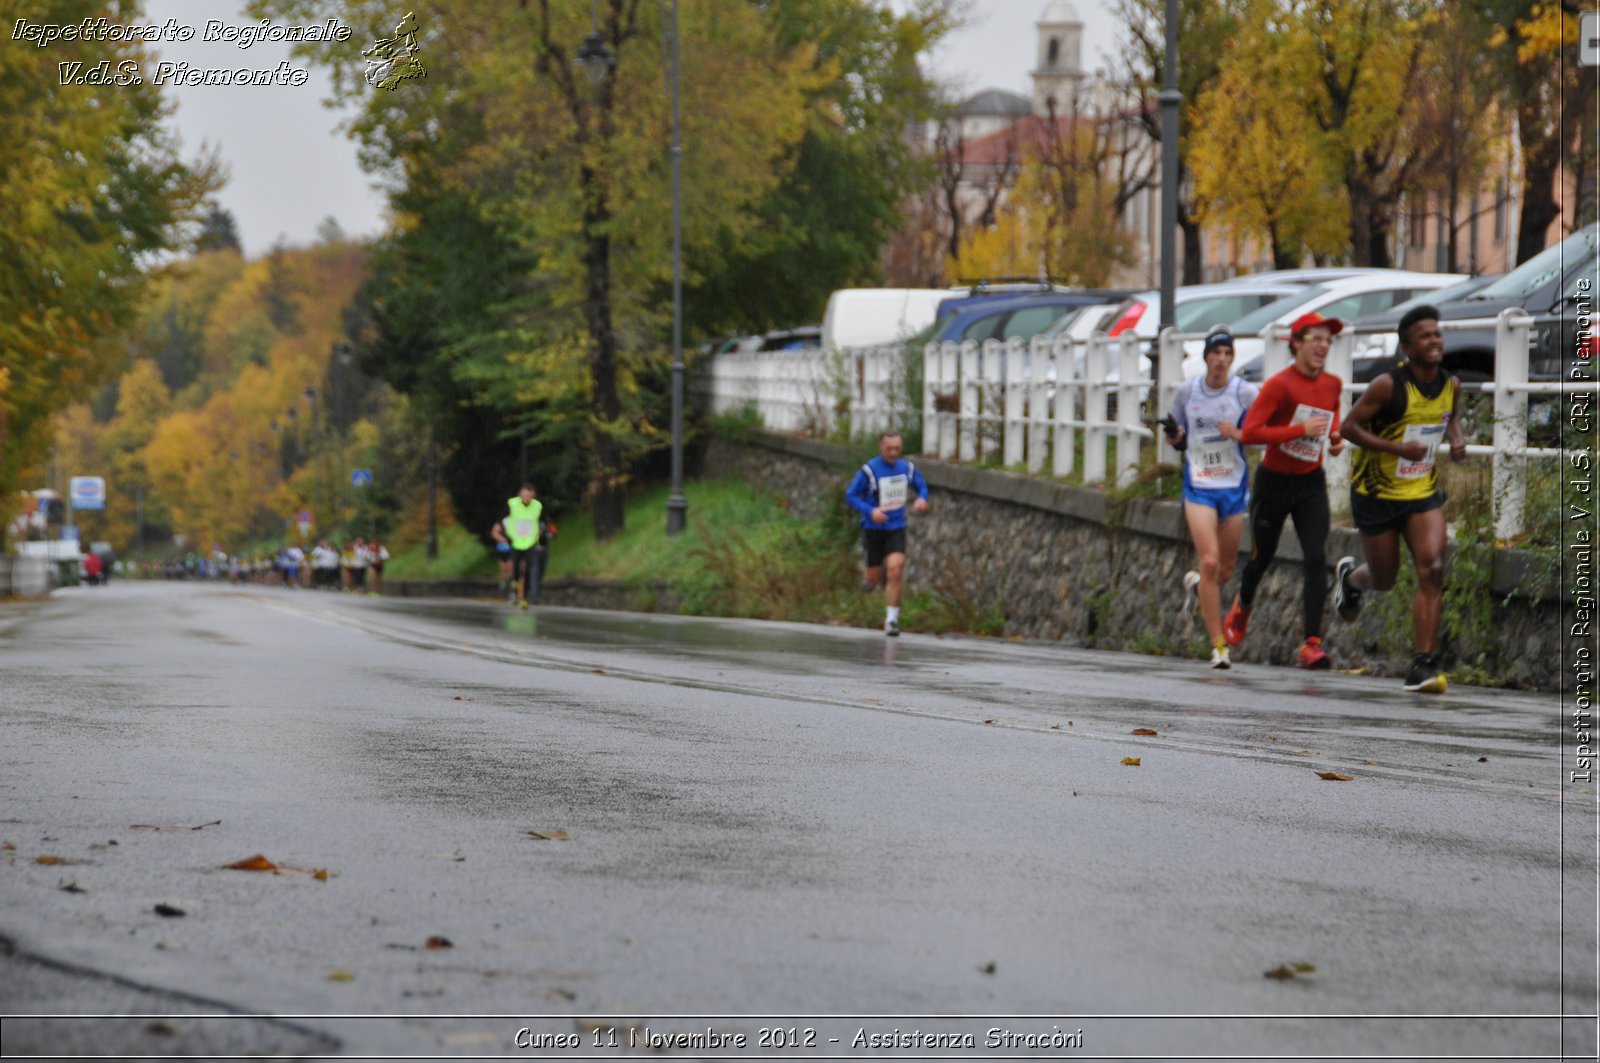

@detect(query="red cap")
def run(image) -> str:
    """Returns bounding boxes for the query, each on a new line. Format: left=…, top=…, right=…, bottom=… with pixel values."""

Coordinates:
left=1289, top=311, right=1344, bottom=337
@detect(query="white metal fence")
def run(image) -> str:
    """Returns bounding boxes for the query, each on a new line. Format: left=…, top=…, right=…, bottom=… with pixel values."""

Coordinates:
left=702, top=308, right=1586, bottom=539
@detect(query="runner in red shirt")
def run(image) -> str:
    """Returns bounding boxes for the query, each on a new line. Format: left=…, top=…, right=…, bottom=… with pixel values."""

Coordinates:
left=1222, top=312, right=1345, bottom=669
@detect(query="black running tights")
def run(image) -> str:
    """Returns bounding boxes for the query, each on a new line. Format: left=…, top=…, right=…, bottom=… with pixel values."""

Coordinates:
left=1237, top=466, right=1330, bottom=638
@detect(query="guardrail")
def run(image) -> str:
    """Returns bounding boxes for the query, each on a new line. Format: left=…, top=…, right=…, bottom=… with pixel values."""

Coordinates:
left=701, top=308, right=1588, bottom=539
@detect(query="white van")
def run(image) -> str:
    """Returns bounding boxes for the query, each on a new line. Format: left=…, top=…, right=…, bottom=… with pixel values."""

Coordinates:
left=820, top=288, right=960, bottom=353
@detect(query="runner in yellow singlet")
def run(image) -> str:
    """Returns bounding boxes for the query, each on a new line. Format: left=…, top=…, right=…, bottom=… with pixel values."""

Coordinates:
left=1333, top=304, right=1468, bottom=693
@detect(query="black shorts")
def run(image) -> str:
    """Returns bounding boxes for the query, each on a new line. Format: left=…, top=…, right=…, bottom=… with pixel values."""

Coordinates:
left=862, top=527, right=907, bottom=567
left=1352, top=490, right=1445, bottom=536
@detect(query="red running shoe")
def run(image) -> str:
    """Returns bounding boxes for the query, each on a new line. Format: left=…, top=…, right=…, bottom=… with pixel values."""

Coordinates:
left=1296, top=636, right=1331, bottom=670
left=1222, top=602, right=1251, bottom=647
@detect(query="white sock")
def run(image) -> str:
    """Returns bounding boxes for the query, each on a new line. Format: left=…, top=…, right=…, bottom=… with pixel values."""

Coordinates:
left=886, top=606, right=900, bottom=623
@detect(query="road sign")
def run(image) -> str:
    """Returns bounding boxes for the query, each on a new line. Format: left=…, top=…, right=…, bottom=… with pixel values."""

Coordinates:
left=1583, top=12, right=1599, bottom=66
left=60, top=524, right=79, bottom=542
left=69, top=476, right=106, bottom=510
left=351, top=469, right=374, bottom=487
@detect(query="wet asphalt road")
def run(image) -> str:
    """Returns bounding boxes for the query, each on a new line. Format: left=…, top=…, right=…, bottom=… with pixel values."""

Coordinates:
left=0, top=581, right=1594, bottom=1061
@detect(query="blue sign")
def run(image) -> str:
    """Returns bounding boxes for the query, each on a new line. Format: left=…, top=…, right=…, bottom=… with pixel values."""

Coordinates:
left=69, top=476, right=106, bottom=510
left=61, top=525, right=79, bottom=542
left=351, top=469, right=374, bottom=487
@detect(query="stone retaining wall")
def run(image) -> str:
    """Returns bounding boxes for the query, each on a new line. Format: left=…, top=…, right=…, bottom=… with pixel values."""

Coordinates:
left=703, top=433, right=1562, bottom=691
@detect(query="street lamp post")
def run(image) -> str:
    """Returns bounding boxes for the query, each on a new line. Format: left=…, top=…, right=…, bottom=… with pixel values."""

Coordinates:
left=1157, top=0, right=1180, bottom=336
left=578, top=0, right=688, bottom=537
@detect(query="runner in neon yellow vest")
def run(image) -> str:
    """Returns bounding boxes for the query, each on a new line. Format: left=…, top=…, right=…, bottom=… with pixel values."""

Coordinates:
left=492, top=483, right=543, bottom=608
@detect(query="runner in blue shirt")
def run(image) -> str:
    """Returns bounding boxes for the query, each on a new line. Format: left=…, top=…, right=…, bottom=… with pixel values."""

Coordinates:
left=845, top=431, right=930, bottom=636
left=1165, top=329, right=1259, bottom=668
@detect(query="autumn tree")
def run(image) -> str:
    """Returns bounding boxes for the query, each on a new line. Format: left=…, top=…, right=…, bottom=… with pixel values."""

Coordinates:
left=1189, top=25, right=1349, bottom=267
left=1407, top=3, right=1504, bottom=272
left=0, top=1, right=216, bottom=544
left=1115, top=0, right=1247, bottom=283
left=251, top=0, right=953, bottom=541
left=1470, top=0, right=1597, bottom=256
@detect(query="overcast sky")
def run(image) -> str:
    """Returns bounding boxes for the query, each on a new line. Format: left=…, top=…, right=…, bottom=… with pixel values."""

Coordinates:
left=146, top=1, right=1124, bottom=258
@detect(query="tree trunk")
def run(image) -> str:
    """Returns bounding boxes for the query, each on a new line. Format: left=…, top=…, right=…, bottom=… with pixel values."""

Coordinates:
left=1347, top=175, right=1376, bottom=267
left=1269, top=221, right=1296, bottom=270
left=583, top=171, right=626, bottom=542
left=1179, top=202, right=1203, bottom=285
left=1365, top=213, right=1394, bottom=269
left=1512, top=73, right=1562, bottom=263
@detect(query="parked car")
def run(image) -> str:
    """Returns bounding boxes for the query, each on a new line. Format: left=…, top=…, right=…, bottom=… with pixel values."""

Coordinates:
left=1215, top=266, right=1406, bottom=286
left=1037, top=302, right=1123, bottom=344
left=923, top=292, right=1125, bottom=347
left=1229, top=270, right=1470, bottom=381
left=822, top=288, right=957, bottom=353
left=1100, top=281, right=1310, bottom=340
left=1347, top=274, right=1504, bottom=381
left=756, top=326, right=822, bottom=351
left=1378, top=222, right=1597, bottom=383
left=1080, top=281, right=1309, bottom=391
left=934, top=278, right=1132, bottom=320
left=709, top=334, right=763, bottom=355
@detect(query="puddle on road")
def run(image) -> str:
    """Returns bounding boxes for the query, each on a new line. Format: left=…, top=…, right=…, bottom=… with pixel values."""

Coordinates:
left=345, top=715, right=834, bottom=892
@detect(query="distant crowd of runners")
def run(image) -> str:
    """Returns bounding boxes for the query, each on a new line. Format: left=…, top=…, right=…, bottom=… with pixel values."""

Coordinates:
left=144, top=538, right=390, bottom=595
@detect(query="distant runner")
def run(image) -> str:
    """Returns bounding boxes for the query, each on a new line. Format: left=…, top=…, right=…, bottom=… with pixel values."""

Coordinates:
left=845, top=432, right=929, bottom=637
left=491, top=483, right=543, bottom=610
left=1167, top=329, right=1259, bottom=669
left=1223, top=311, right=1345, bottom=669
left=1334, top=304, right=1467, bottom=693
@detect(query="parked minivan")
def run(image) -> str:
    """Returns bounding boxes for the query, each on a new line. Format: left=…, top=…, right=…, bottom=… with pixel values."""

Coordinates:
left=821, top=288, right=957, bottom=354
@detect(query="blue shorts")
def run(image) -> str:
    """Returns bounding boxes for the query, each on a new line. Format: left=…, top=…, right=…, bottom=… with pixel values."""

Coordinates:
left=1182, top=475, right=1250, bottom=519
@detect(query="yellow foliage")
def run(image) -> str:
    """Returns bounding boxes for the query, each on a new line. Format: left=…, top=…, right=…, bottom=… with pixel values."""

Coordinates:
left=1515, top=4, right=1579, bottom=62
left=1190, top=29, right=1348, bottom=263
left=950, top=211, right=1037, bottom=284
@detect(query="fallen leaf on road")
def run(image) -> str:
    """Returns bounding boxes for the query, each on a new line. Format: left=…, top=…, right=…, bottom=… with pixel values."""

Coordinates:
left=327, top=970, right=355, bottom=982
left=2, top=842, right=15, bottom=852
left=1121, top=757, right=1141, bottom=766
left=222, top=854, right=331, bottom=878
left=154, top=903, right=185, bottom=917
left=545, top=987, right=577, bottom=1002
left=1478, top=756, right=1488, bottom=763
left=453, top=695, right=462, bottom=701
left=1131, top=728, right=1158, bottom=736
left=425, top=936, right=453, bottom=949
left=58, top=880, right=86, bottom=894
left=224, top=854, right=277, bottom=871
left=591, top=668, right=605, bottom=675
left=1264, top=965, right=1295, bottom=980
left=145, top=1021, right=179, bottom=1036
left=983, top=718, right=995, bottom=725
left=423, top=852, right=466, bottom=861
left=1315, top=771, right=1354, bottom=781
left=1050, top=724, right=1061, bottom=730
left=526, top=829, right=570, bottom=841
left=978, top=961, right=997, bottom=975
left=131, top=820, right=221, bottom=832
left=35, top=855, right=65, bottom=865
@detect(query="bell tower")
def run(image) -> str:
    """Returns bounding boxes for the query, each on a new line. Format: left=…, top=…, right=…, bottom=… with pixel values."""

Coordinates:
left=1032, top=0, right=1085, bottom=116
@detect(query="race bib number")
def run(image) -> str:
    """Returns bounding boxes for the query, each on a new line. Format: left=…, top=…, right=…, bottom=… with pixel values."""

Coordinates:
left=513, top=518, right=535, bottom=540
left=878, top=475, right=909, bottom=511
left=1278, top=403, right=1334, bottom=464
left=1396, top=422, right=1446, bottom=479
left=1190, top=435, right=1239, bottom=483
